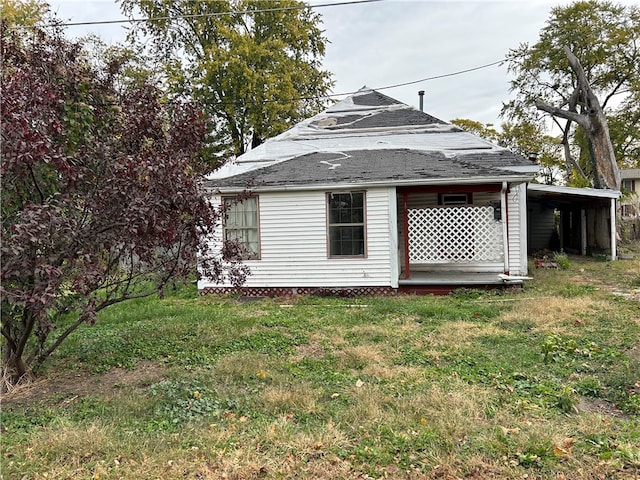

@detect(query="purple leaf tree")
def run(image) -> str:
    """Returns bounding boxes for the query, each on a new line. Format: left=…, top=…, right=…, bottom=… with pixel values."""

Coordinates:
left=0, top=22, right=247, bottom=387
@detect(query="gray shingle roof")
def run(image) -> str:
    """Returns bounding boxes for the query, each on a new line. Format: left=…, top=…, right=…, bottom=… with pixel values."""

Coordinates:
left=350, top=89, right=399, bottom=107
left=213, top=149, right=532, bottom=188
left=313, top=108, right=446, bottom=130
left=621, top=168, right=640, bottom=179
left=208, top=87, right=538, bottom=190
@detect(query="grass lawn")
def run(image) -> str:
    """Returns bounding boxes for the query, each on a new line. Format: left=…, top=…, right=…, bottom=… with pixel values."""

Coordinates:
left=2, top=255, right=639, bottom=479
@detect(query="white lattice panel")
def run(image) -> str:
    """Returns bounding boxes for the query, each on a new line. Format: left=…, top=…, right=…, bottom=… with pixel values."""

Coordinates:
left=408, top=206, right=503, bottom=263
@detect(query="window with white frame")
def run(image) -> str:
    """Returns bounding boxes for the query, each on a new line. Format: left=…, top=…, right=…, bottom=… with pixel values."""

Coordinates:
left=223, top=196, right=260, bottom=259
left=327, top=191, right=366, bottom=257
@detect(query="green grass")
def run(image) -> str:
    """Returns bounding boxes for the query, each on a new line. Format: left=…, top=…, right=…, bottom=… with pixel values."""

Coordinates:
left=2, top=255, right=640, bottom=479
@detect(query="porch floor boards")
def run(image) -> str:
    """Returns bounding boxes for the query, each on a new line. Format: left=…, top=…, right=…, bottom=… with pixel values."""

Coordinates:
left=398, top=272, right=522, bottom=295
left=399, top=271, right=504, bottom=285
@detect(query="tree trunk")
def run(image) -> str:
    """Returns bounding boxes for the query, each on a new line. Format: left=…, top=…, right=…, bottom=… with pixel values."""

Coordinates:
left=535, top=47, right=621, bottom=190
left=1, top=351, right=29, bottom=391
left=1, top=308, right=36, bottom=388
left=586, top=112, right=620, bottom=189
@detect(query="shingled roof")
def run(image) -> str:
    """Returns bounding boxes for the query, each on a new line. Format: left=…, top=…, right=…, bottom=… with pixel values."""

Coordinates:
left=208, top=87, right=538, bottom=190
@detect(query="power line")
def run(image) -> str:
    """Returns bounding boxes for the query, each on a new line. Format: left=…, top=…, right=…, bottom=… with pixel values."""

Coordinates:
left=30, top=0, right=504, bottom=105
left=44, top=0, right=384, bottom=28
left=259, top=59, right=505, bottom=104
left=372, top=59, right=504, bottom=91
left=73, top=58, right=503, bottom=108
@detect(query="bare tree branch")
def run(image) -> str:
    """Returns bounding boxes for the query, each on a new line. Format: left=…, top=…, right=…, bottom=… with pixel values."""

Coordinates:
left=535, top=100, right=588, bottom=127
left=535, top=46, right=621, bottom=189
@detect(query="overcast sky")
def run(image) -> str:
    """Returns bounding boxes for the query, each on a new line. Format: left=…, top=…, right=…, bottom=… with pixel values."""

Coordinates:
left=49, top=0, right=575, bottom=125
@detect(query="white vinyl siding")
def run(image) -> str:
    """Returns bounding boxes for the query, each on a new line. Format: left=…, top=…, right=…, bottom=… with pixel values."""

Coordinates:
left=200, top=188, right=395, bottom=289
left=198, top=184, right=530, bottom=289
left=507, top=183, right=527, bottom=275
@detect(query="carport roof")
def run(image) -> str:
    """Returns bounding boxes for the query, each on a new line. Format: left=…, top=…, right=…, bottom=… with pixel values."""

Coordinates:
left=528, top=184, right=621, bottom=207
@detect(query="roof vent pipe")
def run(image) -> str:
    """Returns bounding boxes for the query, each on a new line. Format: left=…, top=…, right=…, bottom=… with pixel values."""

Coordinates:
left=418, top=90, right=425, bottom=112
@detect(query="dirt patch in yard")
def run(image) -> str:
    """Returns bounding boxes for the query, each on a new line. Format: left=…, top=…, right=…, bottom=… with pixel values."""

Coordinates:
left=570, top=254, right=640, bottom=297
left=627, top=343, right=640, bottom=361
left=576, top=396, right=626, bottom=417
left=1, top=360, right=167, bottom=407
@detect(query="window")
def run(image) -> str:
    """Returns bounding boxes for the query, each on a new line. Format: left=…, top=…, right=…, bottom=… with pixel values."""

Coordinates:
left=438, top=193, right=472, bottom=206
left=622, top=179, right=636, bottom=192
left=223, top=196, right=260, bottom=259
left=327, top=192, right=366, bottom=257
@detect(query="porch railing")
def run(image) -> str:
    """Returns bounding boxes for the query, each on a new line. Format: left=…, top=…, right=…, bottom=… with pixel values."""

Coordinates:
left=408, top=206, right=503, bottom=263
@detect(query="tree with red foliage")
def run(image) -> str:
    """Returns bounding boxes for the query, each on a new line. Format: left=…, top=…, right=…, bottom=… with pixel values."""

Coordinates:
left=0, top=22, right=247, bottom=386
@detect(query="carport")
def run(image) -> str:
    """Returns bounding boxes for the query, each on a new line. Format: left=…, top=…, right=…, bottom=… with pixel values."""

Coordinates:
left=527, top=184, right=621, bottom=259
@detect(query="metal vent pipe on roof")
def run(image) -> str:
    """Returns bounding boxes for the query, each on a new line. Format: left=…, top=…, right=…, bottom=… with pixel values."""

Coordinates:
left=418, top=90, right=425, bottom=112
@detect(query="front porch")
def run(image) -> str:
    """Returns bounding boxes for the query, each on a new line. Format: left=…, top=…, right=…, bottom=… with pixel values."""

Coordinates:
left=396, top=184, right=516, bottom=286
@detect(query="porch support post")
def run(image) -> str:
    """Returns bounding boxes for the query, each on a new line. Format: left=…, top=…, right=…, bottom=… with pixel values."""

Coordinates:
left=610, top=197, right=617, bottom=260
left=580, top=209, right=587, bottom=256
left=403, top=192, right=411, bottom=279
left=559, top=211, right=564, bottom=251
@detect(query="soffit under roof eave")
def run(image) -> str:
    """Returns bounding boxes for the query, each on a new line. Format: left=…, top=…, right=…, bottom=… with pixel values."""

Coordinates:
left=527, top=184, right=621, bottom=199
left=497, top=165, right=540, bottom=173
left=209, top=175, right=534, bottom=194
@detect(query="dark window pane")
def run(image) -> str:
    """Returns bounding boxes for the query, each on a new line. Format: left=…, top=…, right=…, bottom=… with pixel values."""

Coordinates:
left=329, top=207, right=340, bottom=224
left=327, top=192, right=365, bottom=257
left=329, top=225, right=364, bottom=256
left=352, top=207, right=364, bottom=223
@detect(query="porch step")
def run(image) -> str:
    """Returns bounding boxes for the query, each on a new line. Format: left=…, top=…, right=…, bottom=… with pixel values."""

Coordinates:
left=399, top=272, right=519, bottom=286
left=398, top=271, right=524, bottom=295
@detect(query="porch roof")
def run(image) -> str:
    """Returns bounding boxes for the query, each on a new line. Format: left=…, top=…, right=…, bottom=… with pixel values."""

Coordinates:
left=527, top=184, right=621, bottom=207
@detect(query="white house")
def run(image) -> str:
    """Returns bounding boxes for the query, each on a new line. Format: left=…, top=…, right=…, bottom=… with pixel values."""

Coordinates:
left=198, top=88, right=539, bottom=296
left=621, top=168, right=640, bottom=217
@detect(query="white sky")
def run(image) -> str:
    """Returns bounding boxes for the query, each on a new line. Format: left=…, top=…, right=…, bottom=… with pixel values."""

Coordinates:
left=48, top=0, right=575, bottom=125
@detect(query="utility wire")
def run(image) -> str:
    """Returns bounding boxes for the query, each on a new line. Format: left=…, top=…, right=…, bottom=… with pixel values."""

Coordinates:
left=38, top=58, right=504, bottom=110
left=372, top=59, right=504, bottom=91
left=32, top=0, right=503, bottom=104
left=259, top=59, right=505, bottom=103
left=42, top=0, right=384, bottom=28
left=147, top=59, right=504, bottom=108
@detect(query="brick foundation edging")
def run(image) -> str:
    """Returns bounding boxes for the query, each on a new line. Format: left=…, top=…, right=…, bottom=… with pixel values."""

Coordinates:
left=199, top=283, right=523, bottom=297
left=198, top=286, right=397, bottom=298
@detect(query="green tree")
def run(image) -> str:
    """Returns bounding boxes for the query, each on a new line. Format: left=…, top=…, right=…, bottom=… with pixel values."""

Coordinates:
left=500, top=121, right=565, bottom=185
left=0, top=0, right=47, bottom=27
left=503, top=0, right=640, bottom=185
left=452, top=119, right=564, bottom=185
left=120, top=0, right=334, bottom=160
left=450, top=118, right=500, bottom=143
